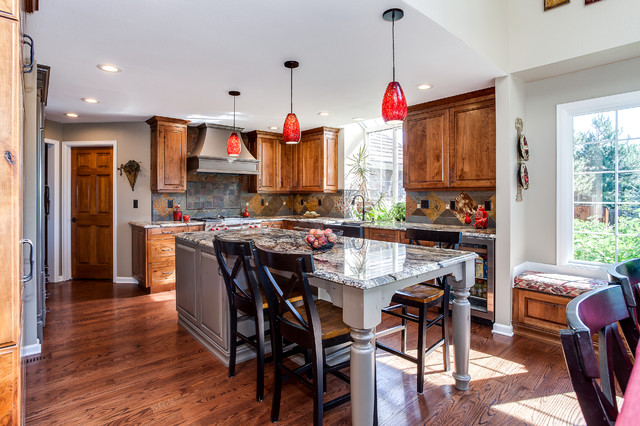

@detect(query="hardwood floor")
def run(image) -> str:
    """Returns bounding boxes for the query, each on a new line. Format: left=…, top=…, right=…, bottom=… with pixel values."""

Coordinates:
left=26, top=280, right=585, bottom=425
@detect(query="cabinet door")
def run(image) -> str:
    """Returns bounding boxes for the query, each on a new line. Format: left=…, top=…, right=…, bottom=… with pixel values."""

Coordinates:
left=298, top=134, right=324, bottom=192
left=277, top=142, right=296, bottom=192
left=199, top=251, right=228, bottom=350
left=449, top=100, right=496, bottom=189
left=0, top=0, right=17, bottom=19
left=257, top=136, right=278, bottom=192
left=403, top=109, right=449, bottom=190
left=175, top=243, right=197, bottom=324
left=0, top=16, right=20, bottom=350
left=0, top=346, right=18, bottom=424
left=324, top=130, right=338, bottom=192
left=158, top=124, right=186, bottom=191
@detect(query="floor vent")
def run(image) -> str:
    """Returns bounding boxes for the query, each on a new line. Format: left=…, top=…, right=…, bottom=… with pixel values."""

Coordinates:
left=24, top=354, right=47, bottom=363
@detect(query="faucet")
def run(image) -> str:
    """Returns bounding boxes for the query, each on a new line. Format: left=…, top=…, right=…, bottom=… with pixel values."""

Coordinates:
left=351, top=195, right=366, bottom=221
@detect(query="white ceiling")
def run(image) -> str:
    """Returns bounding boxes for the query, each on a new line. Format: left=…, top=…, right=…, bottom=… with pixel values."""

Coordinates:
left=27, top=0, right=505, bottom=131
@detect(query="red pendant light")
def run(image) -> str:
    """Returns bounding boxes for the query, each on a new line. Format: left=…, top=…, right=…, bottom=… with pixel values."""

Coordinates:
left=227, top=91, right=241, bottom=157
left=283, top=61, right=301, bottom=144
left=381, top=8, right=407, bottom=125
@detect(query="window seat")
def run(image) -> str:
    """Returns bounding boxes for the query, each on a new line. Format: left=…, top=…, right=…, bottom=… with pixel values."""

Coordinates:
left=512, top=271, right=607, bottom=344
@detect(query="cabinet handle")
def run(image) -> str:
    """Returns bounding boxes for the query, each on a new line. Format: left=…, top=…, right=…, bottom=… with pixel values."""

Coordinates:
left=161, top=231, right=173, bottom=234
left=20, top=239, right=34, bottom=283
left=161, top=270, right=174, bottom=276
left=161, top=248, right=174, bottom=252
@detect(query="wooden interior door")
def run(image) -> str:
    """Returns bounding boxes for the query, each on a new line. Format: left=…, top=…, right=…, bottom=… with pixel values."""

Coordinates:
left=71, top=147, right=113, bottom=280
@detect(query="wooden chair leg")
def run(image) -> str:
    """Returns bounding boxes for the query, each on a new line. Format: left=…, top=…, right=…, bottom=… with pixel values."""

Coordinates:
left=256, top=314, right=265, bottom=402
left=228, top=308, right=237, bottom=378
left=312, top=348, right=324, bottom=426
left=271, top=334, right=283, bottom=423
left=401, top=305, right=408, bottom=353
left=417, top=305, right=427, bottom=394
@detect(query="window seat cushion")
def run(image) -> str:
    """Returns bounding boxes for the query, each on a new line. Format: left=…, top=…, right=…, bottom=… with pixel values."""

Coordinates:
left=513, top=271, right=607, bottom=298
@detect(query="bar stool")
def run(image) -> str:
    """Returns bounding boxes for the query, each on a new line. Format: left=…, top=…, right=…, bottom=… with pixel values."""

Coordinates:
left=213, top=236, right=273, bottom=402
left=253, top=246, right=351, bottom=426
left=376, top=228, right=461, bottom=393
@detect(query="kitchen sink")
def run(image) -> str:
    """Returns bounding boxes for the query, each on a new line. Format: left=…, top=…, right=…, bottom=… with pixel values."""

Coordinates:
left=322, top=222, right=365, bottom=238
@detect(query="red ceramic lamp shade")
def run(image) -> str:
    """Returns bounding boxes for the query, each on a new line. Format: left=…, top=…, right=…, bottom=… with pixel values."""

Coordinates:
left=283, top=113, right=301, bottom=144
left=382, top=81, right=407, bottom=124
left=227, top=132, right=241, bottom=157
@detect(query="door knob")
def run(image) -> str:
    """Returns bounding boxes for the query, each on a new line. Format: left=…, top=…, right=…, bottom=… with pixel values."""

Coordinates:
left=71, top=217, right=77, bottom=222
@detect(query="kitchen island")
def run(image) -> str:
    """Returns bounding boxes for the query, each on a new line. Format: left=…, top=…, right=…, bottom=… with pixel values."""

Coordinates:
left=175, top=227, right=476, bottom=426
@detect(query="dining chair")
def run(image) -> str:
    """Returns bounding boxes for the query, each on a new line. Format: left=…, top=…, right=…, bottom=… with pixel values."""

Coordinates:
left=253, top=246, right=351, bottom=426
left=608, top=258, right=640, bottom=347
left=375, top=228, right=459, bottom=394
left=213, top=236, right=272, bottom=402
left=560, top=285, right=635, bottom=425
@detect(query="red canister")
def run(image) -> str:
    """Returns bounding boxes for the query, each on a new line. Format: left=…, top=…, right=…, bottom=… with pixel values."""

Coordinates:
left=173, top=204, right=182, bottom=221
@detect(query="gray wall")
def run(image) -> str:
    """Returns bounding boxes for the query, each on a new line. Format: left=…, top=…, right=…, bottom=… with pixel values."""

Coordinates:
left=48, top=121, right=152, bottom=279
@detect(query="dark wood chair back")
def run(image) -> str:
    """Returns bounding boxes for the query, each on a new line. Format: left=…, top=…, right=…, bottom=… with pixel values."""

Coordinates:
left=405, top=228, right=462, bottom=250
left=608, top=258, right=640, bottom=353
left=213, top=236, right=261, bottom=315
left=253, top=247, right=320, bottom=348
left=561, top=285, right=635, bottom=425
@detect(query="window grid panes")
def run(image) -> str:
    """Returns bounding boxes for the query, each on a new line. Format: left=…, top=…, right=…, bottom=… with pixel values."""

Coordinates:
left=364, top=126, right=405, bottom=206
left=572, top=107, right=640, bottom=264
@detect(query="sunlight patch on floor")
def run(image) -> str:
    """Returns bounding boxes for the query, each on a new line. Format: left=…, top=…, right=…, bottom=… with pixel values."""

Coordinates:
left=492, top=391, right=585, bottom=425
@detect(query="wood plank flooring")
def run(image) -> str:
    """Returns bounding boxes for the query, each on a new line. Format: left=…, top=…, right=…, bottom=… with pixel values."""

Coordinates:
left=25, top=280, right=585, bottom=425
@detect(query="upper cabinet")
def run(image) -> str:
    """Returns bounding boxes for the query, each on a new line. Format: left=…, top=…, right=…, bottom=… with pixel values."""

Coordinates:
left=403, top=88, right=495, bottom=191
left=147, top=116, right=190, bottom=193
left=246, top=131, right=281, bottom=193
left=298, top=127, right=339, bottom=193
left=248, top=127, right=339, bottom=194
left=0, top=0, right=17, bottom=19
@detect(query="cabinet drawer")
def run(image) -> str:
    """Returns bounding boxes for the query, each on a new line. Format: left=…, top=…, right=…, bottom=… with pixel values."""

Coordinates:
left=148, top=227, right=182, bottom=239
left=367, top=229, right=398, bottom=242
left=149, top=261, right=176, bottom=284
left=187, top=225, right=204, bottom=232
left=149, top=239, right=176, bottom=258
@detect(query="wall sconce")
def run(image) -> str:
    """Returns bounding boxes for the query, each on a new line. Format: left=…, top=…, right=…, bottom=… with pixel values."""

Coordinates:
left=118, top=160, right=141, bottom=191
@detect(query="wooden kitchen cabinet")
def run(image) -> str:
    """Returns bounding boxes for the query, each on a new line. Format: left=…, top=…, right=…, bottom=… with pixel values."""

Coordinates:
left=247, top=127, right=338, bottom=194
left=146, top=116, right=190, bottom=193
left=297, top=127, right=339, bottom=193
left=130, top=223, right=204, bottom=293
left=0, top=9, right=22, bottom=425
left=404, top=109, right=449, bottom=190
left=404, top=88, right=495, bottom=190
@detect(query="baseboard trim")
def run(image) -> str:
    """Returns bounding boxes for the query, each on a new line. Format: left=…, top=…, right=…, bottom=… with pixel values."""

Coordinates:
left=492, top=323, right=514, bottom=337
left=115, top=276, right=138, bottom=284
left=22, top=341, right=42, bottom=357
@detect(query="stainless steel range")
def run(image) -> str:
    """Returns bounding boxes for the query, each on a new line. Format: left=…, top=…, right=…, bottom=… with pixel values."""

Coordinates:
left=199, top=216, right=262, bottom=231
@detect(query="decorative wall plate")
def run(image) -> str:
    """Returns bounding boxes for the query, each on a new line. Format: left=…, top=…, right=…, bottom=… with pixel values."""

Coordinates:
left=518, top=134, right=530, bottom=161
left=519, top=163, right=529, bottom=189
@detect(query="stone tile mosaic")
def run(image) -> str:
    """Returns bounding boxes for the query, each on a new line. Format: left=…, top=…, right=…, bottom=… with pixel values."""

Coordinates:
left=405, top=190, right=497, bottom=226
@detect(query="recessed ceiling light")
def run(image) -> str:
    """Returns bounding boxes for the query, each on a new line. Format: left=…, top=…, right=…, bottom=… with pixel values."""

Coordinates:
left=97, top=64, right=121, bottom=73
left=65, top=113, right=79, bottom=118
left=418, top=84, right=432, bottom=90
left=268, top=126, right=278, bottom=130
left=352, top=117, right=364, bottom=121
left=318, top=112, right=330, bottom=116
left=81, top=97, right=100, bottom=104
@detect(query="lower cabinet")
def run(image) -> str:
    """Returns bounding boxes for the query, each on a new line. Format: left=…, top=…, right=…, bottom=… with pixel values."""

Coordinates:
left=0, top=346, right=19, bottom=424
left=175, top=239, right=257, bottom=365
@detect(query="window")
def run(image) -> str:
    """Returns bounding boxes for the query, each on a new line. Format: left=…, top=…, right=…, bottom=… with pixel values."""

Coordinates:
left=345, top=119, right=405, bottom=219
left=558, top=91, right=640, bottom=266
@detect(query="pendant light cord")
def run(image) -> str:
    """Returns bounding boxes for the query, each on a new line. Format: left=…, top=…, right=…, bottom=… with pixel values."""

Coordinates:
left=392, top=11, right=396, bottom=82
left=233, top=96, right=236, bottom=130
left=290, top=67, right=293, bottom=114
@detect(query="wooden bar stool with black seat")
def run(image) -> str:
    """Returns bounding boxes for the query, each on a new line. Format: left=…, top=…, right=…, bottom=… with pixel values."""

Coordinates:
left=253, top=246, right=351, bottom=426
left=376, top=228, right=461, bottom=394
left=213, top=236, right=274, bottom=402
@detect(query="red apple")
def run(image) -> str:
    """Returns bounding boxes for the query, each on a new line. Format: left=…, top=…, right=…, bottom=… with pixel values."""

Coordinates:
left=328, top=234, right=338, bottom=244
left=306, top=235, right=316, bottom=244
left=324, top=228, right=333, bottom=235
left=318, top=236, right=327, bottom=245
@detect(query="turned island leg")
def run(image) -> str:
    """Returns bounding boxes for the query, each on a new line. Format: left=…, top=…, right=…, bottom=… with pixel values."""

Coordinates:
left=350, top=327, right=376, bottom=426
left=451, top=259, right=474, bottom=391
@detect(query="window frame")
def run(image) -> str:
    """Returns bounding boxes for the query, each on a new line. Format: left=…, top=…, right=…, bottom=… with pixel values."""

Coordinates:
left=556, top=90, right=640, bottom=268
left=363, top=124, right=404, bottom=206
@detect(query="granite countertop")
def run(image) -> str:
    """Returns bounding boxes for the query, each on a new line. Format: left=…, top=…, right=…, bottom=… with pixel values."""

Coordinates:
left=175, top=228, right=477, bottom=290
left=129, top=220, right=205, bottom=229
left=256, top=216, right=495, bottom=238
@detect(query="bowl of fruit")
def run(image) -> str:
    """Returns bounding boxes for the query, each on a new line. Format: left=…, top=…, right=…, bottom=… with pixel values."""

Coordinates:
left=304, top=228, right=341, bottom=252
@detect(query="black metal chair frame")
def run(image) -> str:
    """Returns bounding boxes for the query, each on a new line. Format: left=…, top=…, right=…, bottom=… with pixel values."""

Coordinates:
left=376, top=228, right=459, bottom=394
left=253, top=246, right=350, bottom=426
left=213, top=236, right=271, bottom=402
left=560, top=285, right=636, bottom=426
left=608, top=258, right=640, bottom=354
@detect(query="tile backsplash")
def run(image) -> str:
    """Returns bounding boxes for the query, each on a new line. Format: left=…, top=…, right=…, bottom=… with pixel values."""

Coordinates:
left=151, top=172, right=346, bottom=220
left=406, top=191, right=496, bottom=227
